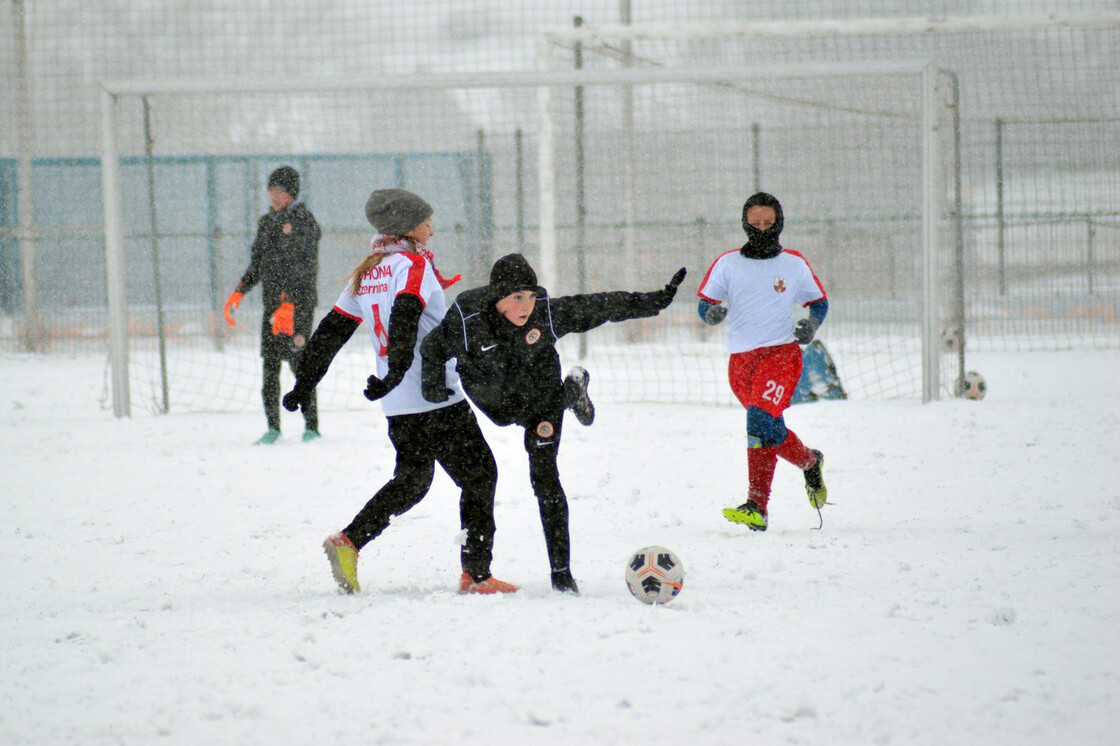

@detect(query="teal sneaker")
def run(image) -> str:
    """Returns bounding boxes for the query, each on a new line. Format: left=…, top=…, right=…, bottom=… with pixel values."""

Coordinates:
left=723, top=499, right=768, bottom=531
left=302, top=429, right=321, bottom=443
left=804, top=449, right=827, bottom=508
left=254, top=428, right=281, bottom=445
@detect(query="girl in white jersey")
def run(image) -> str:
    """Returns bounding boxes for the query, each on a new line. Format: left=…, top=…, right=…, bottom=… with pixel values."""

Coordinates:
left=282, top=189, right=517, bottom=594
left=696, top=192, right=830, bottom=532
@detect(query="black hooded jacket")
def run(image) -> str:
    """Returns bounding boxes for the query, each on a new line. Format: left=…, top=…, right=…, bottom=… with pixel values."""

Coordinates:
left=421, top=285, right=669, bottom=427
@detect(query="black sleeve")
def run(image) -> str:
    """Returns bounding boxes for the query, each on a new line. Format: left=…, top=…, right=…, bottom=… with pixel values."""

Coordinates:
left=293, top=309, right=360, bottom=391
left=381, top=294, right=425, bottom=387
left=308, top=210, right=322, bottom=244
left=236, top=215, right=270, bottom=295
left=551, top=290, right=668, bottom=337
left=420, top=315, right=454, bottom=389
left=291, top=210, right=320, bottom=309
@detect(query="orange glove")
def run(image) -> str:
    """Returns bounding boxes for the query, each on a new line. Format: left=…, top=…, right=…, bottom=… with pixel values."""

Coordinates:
left=271, top=292, right=295, bottom=337
left=223, top=291, right=242, bottom=326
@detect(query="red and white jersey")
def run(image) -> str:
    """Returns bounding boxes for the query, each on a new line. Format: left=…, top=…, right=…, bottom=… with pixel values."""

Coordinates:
left=697, top=248, right=827, bottom=354
left=333, top=251, right=466, bottom=416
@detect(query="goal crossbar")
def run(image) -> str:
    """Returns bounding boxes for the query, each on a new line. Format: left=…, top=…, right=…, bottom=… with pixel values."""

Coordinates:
left=99, top=61, right=935, bottom=98
left=541, top=11, right=1120, bottom=43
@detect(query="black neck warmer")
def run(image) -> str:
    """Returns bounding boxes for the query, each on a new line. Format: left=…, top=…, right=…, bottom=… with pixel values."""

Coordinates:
left=740, top=228, right=783, bottom=259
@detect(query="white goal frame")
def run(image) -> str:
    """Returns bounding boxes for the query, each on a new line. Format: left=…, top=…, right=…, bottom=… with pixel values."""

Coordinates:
left=99, top=61, right=954, bottom=417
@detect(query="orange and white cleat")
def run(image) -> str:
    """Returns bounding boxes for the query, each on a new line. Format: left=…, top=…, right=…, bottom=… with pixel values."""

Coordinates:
left=458, top=571, right=519, bottom=594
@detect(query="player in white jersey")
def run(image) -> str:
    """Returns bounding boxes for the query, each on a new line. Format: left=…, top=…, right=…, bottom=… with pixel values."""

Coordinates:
left=696, top=192, right=830, bottom=531
left=282, top=189, right=517, bottom=594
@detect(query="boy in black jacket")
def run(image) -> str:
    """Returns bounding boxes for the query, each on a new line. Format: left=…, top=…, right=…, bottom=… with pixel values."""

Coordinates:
left=421, top=253, right=685, bottom=593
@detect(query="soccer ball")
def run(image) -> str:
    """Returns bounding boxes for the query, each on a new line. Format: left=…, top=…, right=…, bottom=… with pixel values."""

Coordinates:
left=958, top=370, right=987, bottom=400
left=940, top=327, right=961, bottom=353
left=625, top=546, right=685, bottom=605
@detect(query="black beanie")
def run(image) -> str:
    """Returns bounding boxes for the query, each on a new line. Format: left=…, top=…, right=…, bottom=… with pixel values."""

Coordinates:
left=740, top=192, right=784, bottom=260
left=489, top=253, right=540, bottom=300
left=268, top=166, right=300, bottom=198
left=364, top=188, right=434, bottom=236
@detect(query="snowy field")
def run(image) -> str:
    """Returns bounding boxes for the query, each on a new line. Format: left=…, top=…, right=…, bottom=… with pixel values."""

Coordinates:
left=2, top=348, right=1118, bottom=745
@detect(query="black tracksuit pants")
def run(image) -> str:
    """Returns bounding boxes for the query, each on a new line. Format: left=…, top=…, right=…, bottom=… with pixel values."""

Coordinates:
left=263, top=352, right=318, bottom=432
left=520, top=405, right=571, bottom=575
left=344, top=401, right=498, bottom=582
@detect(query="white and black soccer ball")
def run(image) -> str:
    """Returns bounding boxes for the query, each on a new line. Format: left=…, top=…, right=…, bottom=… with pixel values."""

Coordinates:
left=625, top=545, right=684, bottom=605
left=940, top=328, right=961, bottom=353
left=958, top=370, right=987, bottom=400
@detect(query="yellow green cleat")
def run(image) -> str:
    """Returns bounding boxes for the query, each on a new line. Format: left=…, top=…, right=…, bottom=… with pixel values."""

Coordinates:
left=723, top=500, right=768, bottom=532
left=323, top=532, right=360, bottom=593
left=804, top=449, right=827, bottom=508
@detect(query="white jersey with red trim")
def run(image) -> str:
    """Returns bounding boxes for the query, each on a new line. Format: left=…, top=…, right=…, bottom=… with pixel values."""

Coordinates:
left=697, top=248, right=827, bottom=354
left=333, top=251, right=466, bottom=416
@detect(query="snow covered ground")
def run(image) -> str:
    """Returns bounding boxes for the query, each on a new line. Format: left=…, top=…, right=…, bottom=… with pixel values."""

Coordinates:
left=2, top=348, right=1118, bottom=745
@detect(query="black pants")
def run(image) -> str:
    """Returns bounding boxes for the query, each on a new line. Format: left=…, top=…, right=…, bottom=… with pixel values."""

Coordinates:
left=521, top=406, right=571, bottom=575
left=344, top=401, right=498, bottom=582
left=262, top=352, right=318, bottom=432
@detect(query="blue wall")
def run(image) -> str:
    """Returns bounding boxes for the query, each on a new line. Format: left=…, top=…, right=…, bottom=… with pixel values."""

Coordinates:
left=0, top=151, right=492, bottom=315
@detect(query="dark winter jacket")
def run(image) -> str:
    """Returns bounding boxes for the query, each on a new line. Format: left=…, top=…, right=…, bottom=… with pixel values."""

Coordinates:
left=236, top=201, right=321, bottom=358
left=421, top=285, right=671, bottom=427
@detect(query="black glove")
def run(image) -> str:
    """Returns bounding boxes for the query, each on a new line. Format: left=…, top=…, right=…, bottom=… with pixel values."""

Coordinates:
left=703, top=304, right=727, bottom=325
left=364, top=372, right=399, bottom=401
left=282, top=385, right=312, bottom=413
left=794, top=317, right=820, bottom=345
left=653, top=267, right=687, bottom=309
left=422, top=376, right=453, bottom=404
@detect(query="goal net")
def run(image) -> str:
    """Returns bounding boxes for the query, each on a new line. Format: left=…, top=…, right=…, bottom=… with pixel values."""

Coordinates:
left=99, top=60, right=960, bottom=416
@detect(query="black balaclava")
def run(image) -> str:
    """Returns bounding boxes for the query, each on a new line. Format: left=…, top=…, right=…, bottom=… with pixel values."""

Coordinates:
left=740, top=192, right=784, bottom=260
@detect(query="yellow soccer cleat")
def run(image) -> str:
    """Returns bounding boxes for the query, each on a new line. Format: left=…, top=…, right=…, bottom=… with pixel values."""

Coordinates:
left=804, top=449, right=827, bottom=509
left=723, top=500, right=768, bottom=532
left=323, top=532, right=360, bottom=593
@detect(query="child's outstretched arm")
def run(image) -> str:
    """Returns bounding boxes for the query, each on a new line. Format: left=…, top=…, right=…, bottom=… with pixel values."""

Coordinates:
left=282, top=309, right=360, bottom=412
left=552, top=267, right=686, bottom=336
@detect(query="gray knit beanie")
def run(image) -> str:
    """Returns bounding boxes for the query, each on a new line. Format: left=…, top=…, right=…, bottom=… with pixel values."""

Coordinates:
left=364, top=188, right=433, bottom=236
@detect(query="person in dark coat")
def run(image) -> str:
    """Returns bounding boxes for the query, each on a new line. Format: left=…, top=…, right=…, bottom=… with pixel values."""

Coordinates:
left=420, top=253, right=686, bottom=593
left=223, top=166, right=321, bottom=444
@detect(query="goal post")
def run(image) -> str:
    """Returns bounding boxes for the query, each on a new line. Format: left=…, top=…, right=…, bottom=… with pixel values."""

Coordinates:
left=100, top=84, right=130, bottom=418
left=99, top=62, right=960, bottom=417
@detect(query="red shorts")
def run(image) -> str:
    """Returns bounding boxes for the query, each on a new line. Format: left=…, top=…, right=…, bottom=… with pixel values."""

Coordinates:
left=727, top=343, right=803, bottom=417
